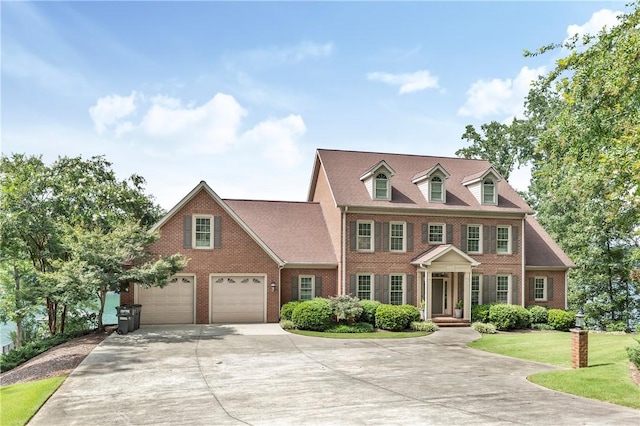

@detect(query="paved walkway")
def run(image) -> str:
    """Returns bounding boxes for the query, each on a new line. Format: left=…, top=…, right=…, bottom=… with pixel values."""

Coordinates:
left=30, top=325, right=639, bottom=425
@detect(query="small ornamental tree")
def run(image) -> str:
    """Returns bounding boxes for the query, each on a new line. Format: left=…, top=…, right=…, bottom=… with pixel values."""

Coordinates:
left=329, top=295, right=362, bottom=323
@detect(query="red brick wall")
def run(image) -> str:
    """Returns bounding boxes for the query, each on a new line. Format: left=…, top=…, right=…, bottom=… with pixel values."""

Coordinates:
left=524, top=270, right=567, bottom=309
left=149, top=188, right=281, bottom=323
left=280, top=268, right=339, bottom=306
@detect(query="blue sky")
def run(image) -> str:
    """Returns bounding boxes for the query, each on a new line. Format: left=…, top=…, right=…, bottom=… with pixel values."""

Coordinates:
left=1, top=1, right=627, bottom=210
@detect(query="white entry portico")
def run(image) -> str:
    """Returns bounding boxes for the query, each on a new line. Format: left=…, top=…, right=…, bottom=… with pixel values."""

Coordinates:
left=411, top=245, right=480, bottom=321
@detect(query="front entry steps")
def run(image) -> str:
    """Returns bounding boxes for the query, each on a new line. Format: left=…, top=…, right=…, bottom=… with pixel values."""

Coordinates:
left=432, top=317, right=471, bottom=327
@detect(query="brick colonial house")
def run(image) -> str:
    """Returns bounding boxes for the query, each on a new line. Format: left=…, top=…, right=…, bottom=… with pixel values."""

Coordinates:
left=121, top=149, right=573, bottom=325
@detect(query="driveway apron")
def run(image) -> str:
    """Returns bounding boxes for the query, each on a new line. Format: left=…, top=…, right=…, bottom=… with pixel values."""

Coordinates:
left=29, top=325, right=640, bottom=425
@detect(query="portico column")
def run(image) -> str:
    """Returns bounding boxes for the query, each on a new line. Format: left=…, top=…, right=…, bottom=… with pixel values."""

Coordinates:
left=463, top=269, right=471, bottom=320
left=426, top=269, right=432, bottom=320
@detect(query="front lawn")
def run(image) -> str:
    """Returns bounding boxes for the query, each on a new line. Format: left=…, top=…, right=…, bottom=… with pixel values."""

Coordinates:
left=468, top=331, right=640, bottom=409
left=290, top=330, right=430, bottom=339
left=0, top=376, right=66, bottom=426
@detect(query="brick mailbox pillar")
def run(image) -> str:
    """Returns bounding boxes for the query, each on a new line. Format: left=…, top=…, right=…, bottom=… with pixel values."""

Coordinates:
left=571, top=328, right=588, bottom=368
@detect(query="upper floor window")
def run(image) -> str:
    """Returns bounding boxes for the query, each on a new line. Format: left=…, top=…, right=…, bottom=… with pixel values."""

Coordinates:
left=299, top=276, right=315, bottom=301
left=496, top=275, right=510, bottom=304
left=357, top=274, right=373, bottom=300
left=390, top=222, right=406, bottom=252
left=194, top=216, right=212, bottom=249
left=534, top=277, right=547, bottom=301
left=375, top=173, right=389, bottom=199
left=430, top=176, right=444, bottom=202
left=428, top=223, right=445, bottom=244
left=483, top=178, right=496, bottom=204
left=467, top=225, right=482, bottom=253
left=389, top=274, right=405, bottom=305
left=357, top=221, right=374, bottom=251
left=496, top=226, right=511, bottom=254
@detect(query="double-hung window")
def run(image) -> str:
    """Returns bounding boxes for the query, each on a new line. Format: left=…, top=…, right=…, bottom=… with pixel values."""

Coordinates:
left=374, top=173, right=389, bottom=199
left=299, top=276, right=315, bottom=301
left=194, top=216, right=213, bottom=249
left=534, top=277, right=547, bottom=301
left=496, top=275, right=510, bottom=304
left=430, top=176, right=443, bottom=202
left=471, top=275, right=482, bottom=306
left=483, top=178, right=496, bottom=204
left=390, top=222, right=405, bottom=252
left=389, top=275, right=404, bottom=305
left=357, top=221, right=374, bottom=251
left=357, top=274, right=373, bottom=300
left=467, top=225, right=481, bottom=253
left=496, top=226, right=511, bottom=254
left=428, top=223, right=445, bottom=244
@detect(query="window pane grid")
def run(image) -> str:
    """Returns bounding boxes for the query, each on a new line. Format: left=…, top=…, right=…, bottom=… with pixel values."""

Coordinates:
left=429, top=224, right=444, bottom=243
left=535, top=278, right=545, bottom=300
left=468, top=225, right=480, bottom=252
left=300, top=277, right=313, bottom=300
left=471, top=275, right=480, bottom=306
left=496, top=276, right=509, bottom=304
left=358, top=222, right=372, bottom=250
left=497, top=226, right=509, bottom=253
left=195, top=217, right=211, bottom=247
left=357, top=275, right=372, bottom=300
left=375, top=173, right=388, bottom=199
left=390, top=223, right=404, bottom=251
left=390, top=275, right=403, bottom=305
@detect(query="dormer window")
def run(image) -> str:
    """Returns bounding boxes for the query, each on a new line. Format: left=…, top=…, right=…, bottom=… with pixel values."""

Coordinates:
left=483, top=178, right=496, bottom=204
left=430, top=176, right=444, bottom=202
left=375, top=173, right=389, bottom=199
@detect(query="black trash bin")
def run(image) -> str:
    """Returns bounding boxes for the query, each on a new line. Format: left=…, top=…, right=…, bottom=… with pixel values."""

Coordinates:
left=116, top=306, right=131, bottom=335
left=124, top=306, right=135, bottom=332
left=132, top=304, right=142, bottom=330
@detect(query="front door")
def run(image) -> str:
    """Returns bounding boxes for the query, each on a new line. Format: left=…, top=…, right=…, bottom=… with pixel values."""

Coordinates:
left=432, top=278, right=450, bottom=316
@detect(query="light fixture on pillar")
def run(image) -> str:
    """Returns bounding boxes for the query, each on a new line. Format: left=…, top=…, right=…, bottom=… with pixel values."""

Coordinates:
left=575, top=310, right=585, bottom=329
left=270, top=281, right=276, bottom=292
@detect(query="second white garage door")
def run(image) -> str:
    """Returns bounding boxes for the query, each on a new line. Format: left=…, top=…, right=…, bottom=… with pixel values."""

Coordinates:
left=211, top=275, right=265, bottom=323
left=137, top=276, right=195, bottom=325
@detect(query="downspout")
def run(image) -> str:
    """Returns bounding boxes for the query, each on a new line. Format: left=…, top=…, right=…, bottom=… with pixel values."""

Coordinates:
left=565, top=269, right=569, bottom=309
left=521, top=215, right=526, bottom=307
left=342, top=206, right=348, bottom=295
left=278, top=265, right=283, bottom=318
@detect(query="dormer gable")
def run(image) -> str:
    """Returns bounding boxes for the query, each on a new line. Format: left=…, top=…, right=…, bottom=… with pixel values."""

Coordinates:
left=359, top=160, right=396, bottom=201
left=462, top=167, right=502, bottom=206
left=411, top=163, right=451, bottom=203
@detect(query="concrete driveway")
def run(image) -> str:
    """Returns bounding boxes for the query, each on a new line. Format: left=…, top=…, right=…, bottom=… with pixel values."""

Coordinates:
left=30, top=325, right=639, bottom=425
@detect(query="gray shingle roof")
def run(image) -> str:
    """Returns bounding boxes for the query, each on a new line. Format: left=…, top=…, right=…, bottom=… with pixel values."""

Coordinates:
left=525, top=215, right=575, bottom=268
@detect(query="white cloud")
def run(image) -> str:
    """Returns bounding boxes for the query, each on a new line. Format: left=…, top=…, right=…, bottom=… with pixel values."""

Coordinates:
left=242, top=115, right=306, bottom=167
left=89, top=92, right=137, bottom=134
left=367, top=70, right=439, bottom=94
left=458, top=66, right=545, bottom=120
left=226, top=41, right=333, bottom=70
left=565, top=9, right=622, bottom=43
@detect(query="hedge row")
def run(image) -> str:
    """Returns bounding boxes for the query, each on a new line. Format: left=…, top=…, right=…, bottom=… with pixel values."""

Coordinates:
left=471, top=304, right=576, bottom=331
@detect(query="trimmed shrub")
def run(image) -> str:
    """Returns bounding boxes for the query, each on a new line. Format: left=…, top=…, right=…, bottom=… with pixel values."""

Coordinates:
left=471, top=304, right=493, bottom=323
left=329, top=295, right=362, bottom=323
left=472, top=322, right=497, bottom=334
left=604, top=321, right=627, bottom=333
left=514, top=306, right=531, bottom=329
left=410, top=321, right=439, bottom=332
left=626, top=339, right=640, bottom=369
left=547, top=309, right=576, bottom=331
left=325, top=322, right=374, bottom=333
left=359, top=300, right=381, bottom=325
left=291, top=298, right=333, bottom=331
left=531, top=323, right=553, bottom=331
left=280, top=301, right=302, bottom=321
left=527, top=306, right=549, bottom=324
left=279, top=319, right=296, bottom=330
left=375, top=304, right=413, bottom=331
left=488, top=304, right=522, bottom=331
left=398, top=304, right=421, bottom=323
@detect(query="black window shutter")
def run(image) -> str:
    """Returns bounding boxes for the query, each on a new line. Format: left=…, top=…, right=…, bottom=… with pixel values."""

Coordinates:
left=491, top=226, right=497, bottom=254
left=382, top=222, right=390, bottom=252
left=382, top=275, right=389, bottom=304
left=375, top=222, right=382, bottom=252
left=512, top=276, right=518, bottom=305
left=547, top=278, right=554, bottom=301
left=374, top=275, right=382, bottom=301
left=512, top=226, right=519, bottom=254
left=407, top=223, right=414, bottom=252
left=315, top=276, right=323, bottom=297
left=213, top=216, right=222, bottom=248
left=406, top=275, right=414, bottom=305
left=349, top=221, right=356, bottom=251
left=183, top=216, right=192, bottom=248
left=483, top=275, right=490, bottom=304
left=461, top=225, right=468, bottom=253
left=291, top=276, right=298, bottom=300
left=446, top=224, right=453, bottom=244
left=529, top=278, right=535, bottom=301
left=422, top=223, right=428, bottom=244
left=483, top=225, right=490, bottom=254
left=349, top=275, right=356, bottom=296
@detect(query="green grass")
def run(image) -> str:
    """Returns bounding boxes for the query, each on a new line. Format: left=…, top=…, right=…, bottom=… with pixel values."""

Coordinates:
left=0, top=376, right=66, bottom=426
left=468, top=331, right=640, bottom=409
left=290, top=330, right=429, bottom=339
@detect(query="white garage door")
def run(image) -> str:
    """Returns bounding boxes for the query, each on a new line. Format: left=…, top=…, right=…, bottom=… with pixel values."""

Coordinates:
left=211, top=276, right=265, bottom=323
left=137, top=276, right=195, bottom=325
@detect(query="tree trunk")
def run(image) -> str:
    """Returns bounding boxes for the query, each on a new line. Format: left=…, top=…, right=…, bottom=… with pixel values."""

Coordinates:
left=97, top=290, right=106, bottom=331
left=60, top=304, right=67, bottom=334
left=13, top=265, right=23, bottom=349
left=47, top=298, right=57, bottom=335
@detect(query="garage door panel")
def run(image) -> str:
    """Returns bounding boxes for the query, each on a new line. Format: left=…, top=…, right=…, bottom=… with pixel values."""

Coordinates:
left=138, top=276, right=194, bottom=325
left=211, top=276, right=265, bottom=323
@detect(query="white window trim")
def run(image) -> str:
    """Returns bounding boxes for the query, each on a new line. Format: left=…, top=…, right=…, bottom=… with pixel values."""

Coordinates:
left=428, top=222, right=446, bottom=244
left=496, top=274, right=511, bottom=304
left=482, top=178, right=497, bottom=205
left=356, top=273, right=374, bottom=301
left=299, top=275, right=315, bottom=301
left=389, top=221, right=406, bottom=252
left=389, top=274, right=406, bottom=305
left=467, top=224, right=483, bottom=254
left=496, top=225, right=512, bottom=255
left=429, top=175, right=445, bottom=203
left=471, top=274, right=483, bottom=306
left=374, top=173, right=390, bottom=200
left=357, top=220, right=374, bottom=252
left=193, top=215, right=214, bottom=249
left=534, top=276, right=547, bottom=301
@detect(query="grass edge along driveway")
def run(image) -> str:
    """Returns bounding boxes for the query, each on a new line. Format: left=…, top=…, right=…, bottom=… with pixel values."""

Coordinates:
left=0, top=376, right=66, bottom=426
left=468, top=331, right=640, bottom=410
